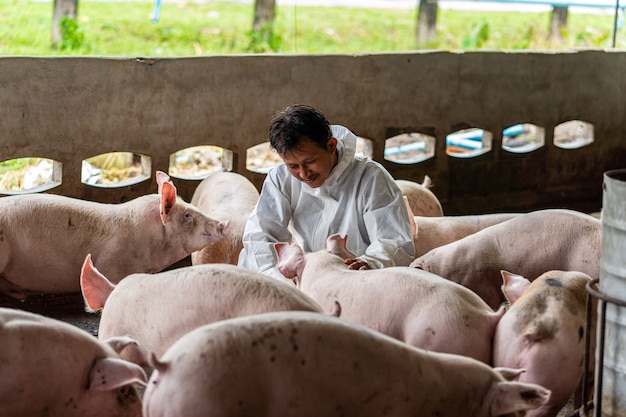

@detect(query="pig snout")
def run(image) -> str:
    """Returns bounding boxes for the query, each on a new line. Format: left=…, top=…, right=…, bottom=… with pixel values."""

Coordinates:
left=205, top=219, right=230, bottom=240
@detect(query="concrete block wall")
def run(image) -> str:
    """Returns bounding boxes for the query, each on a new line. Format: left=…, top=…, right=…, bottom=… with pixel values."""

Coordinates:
left=1, top=50, right=624, bottom=214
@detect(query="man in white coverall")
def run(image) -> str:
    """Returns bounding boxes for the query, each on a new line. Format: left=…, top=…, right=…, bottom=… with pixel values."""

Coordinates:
left=238, top=104, right=415, bottom=279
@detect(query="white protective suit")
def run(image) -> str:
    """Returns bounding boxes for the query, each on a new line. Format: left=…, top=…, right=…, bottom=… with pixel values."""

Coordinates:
left=237, top=125, right=416, bottom=280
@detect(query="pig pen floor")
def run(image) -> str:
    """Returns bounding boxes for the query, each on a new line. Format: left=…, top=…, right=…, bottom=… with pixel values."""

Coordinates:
left=0, top=291, right=100, bottom=336
left=0, top=256, right=579, bottom=417
left=0, top=256, right=195, bottom=336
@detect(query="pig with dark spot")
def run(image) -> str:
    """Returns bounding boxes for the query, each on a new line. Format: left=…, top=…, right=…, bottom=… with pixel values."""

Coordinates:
left=493, top=270, right=595, bottom=417
left=80, top=254, right=324, bottom=366
left=410, top=209, right=601, bottom=309
left=396, top=176, right=443, bottom=217
left=275, top=234, right=504, bottom=364
left=191, top=171, right=259, bottom=265
left=0, top=307, right=146, bottom=417
left=142, top=311, right=550, bottom=417
left=0, top=171, right=228, bottom=298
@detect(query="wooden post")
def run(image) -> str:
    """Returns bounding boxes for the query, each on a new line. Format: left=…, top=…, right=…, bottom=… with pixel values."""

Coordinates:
left=52, top=0, right=78, bottom=46
left=416, top=0, right=438, bottom=46
left=253, top=0, right=276, bottom=33
left=549, top=6, right=568, bottom=42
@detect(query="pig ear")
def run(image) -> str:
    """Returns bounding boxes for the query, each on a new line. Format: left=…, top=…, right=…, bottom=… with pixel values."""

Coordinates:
left=326, top=234, right=357, bottom=260
left=80, top=254, right=115, bottom=312
left=104, top=336, right=149, bottom=366
left=89, top=357, right=147, bottom=391
left=155, top=171, right=171, bottom=193
left=338, top=235, right=357, bottom=258
left=494, top=367, right=525, bottom=381
left=274, top=242, right=302, bottom=280
left=500, top=270, right=530, bottom=305
left=159, top=180, right=178, bottom=225
left=403, top=196, right=417, bottom=238
left=104, top=336, right=141, bottom=354
left=489, top=381, right=551, bottom=416
left=422, top=175, right=432, bottom=188
left=329, top=300, right=342, bottom=317
left=148, top=352, right=169, bottom=374
left=326, top=234, right=341, bottom=250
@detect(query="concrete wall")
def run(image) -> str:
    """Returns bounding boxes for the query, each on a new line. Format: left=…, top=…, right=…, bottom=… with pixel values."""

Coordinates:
left=1, top=51, right=624, bottom=214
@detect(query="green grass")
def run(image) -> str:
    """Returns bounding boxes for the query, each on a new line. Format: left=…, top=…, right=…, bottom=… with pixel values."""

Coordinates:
left=0, top=0, right=621, bottom=56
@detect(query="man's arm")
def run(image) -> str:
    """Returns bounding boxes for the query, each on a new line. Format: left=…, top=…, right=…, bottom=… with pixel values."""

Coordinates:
left=238, top=170, right=294, bottom=278
left=358, top=166, right=416, bottom=268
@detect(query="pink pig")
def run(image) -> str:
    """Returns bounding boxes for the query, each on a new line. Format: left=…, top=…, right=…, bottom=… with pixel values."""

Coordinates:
left=80, top=254, right=324, bottom=366
left=493, top=270, right=595, bottom=417
left=396, top=176, right=443, bottom=217
left=190, top=171, right=259, bottom=265
left=412, top=212, right=521, bottom=257
left=0, top=171, right=228, bottom=298
left=275, top=234, right=504, bottom=364
left=142, top=311, right=550, bottom=417
left=0, top=307, right=146, bottom=417
left=411, top=209, right=601, bottom=309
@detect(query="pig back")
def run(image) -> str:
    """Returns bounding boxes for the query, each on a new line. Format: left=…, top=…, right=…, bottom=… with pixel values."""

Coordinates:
left=144, top=311, right=547, bottom=417
left=98, top=264, right=323, bottom=360
left=0, top=308, right=144, bottom=417
left=413, top=212, right=521, bottom=257
left=396, top=178, right=443, bottom=217
left=0, top=194, right=119, bottom=294
left=411, top=209, right=601, bottom=309
left=191, top=171, right=260, bottom=265
left=299, top=259, right=502, bottom=364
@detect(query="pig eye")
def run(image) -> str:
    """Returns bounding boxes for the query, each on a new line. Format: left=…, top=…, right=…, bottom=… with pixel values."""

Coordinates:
left=184, top=211, right=195, bottom=220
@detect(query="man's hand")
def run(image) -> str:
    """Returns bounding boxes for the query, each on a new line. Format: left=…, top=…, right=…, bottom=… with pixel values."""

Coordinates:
left=344, top=258, right=370, bottom=270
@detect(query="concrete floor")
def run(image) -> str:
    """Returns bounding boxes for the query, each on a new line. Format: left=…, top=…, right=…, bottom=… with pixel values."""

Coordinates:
left=0, top=292, right=100, bottom=337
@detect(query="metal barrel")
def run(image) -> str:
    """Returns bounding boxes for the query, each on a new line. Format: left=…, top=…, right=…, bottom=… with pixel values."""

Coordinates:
left=596, top=169, right=626, bottom=416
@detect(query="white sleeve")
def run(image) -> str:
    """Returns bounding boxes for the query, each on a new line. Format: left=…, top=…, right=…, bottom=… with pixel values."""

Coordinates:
left=359, top=168, right=416, bottom=268
left=237, top=169, right=294, bottom=278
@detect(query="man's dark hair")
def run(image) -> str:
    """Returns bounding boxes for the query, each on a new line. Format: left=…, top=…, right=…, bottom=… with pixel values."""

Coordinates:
left=269, top=105, right=332, bottom=156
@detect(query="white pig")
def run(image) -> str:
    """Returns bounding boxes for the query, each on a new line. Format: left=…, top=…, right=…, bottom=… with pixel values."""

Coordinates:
left=0, top=171, right=228, bottom=298
left=275, top=235, right=504, bottom=364
left=190, top=171, right=259, bottom=265
left=410, top=209, right=601, bottom=309
left=413, top=212, right=521, bottom=257
left=396, top=175, right=443, bottom=216
left=142, top=311, right=550, bottom=417
left=80, top=254, right=324, bottom=366
left=400, top=194, right=519, bottom=258
left=493, top=270, right=595, bottom=417
left=0, top=307, right=146, bottom=417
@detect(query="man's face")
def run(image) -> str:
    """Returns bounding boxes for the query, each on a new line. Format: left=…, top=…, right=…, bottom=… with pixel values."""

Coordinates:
left=281, top=137, right=338, bottom=188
